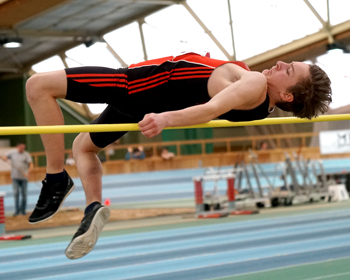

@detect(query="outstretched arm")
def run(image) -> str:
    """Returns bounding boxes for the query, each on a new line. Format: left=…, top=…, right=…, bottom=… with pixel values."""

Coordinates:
left=139, top=72, right=267, bottom=138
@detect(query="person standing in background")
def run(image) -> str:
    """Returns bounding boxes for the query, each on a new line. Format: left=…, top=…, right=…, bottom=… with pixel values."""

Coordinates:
left=1, top=143, right=33, bottom=216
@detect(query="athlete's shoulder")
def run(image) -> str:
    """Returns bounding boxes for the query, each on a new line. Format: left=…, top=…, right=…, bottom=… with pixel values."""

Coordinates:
left=239, top=71, right=267, bottom=97
left=243, top=71, right=266, bottom=82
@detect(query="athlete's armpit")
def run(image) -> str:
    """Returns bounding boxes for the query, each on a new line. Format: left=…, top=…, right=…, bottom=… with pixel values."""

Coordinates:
left=208, top=71, right=267, bottom=116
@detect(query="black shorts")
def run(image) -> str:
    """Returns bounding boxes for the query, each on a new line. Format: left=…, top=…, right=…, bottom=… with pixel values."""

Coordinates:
left=65, top=66, right=128, bottom=106
left=64, top=60, right=211, bottom=148
left=65, top=67, right=140, bottom=148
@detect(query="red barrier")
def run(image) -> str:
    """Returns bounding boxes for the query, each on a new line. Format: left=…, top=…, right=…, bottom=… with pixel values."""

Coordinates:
left=194, top=180, right=203, bottom=205
left=0, top=196, right=4, bottom=224
left=0, top=235, right=32, bottom=241
left=227, top=177, right=235, bottom=202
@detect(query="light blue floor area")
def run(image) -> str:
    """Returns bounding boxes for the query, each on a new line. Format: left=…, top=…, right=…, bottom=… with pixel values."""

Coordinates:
left=2, top=159, right=350, bottom=279
left=2, top=158, right=350, bottom=213
left=1, top=208, right=350, bottom=279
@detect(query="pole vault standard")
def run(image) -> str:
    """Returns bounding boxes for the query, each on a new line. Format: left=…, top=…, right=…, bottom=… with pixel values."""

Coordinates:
left=1, top=114, right=350, bottom=135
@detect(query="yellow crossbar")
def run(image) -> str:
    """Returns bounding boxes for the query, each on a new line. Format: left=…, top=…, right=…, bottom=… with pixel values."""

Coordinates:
left=0, top=114, right=349, bottom=135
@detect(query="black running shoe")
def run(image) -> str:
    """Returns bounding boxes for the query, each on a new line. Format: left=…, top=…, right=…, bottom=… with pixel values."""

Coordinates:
left=28, top=171, right=75, bottom=224
left=65, top=203, right=110, bottom=260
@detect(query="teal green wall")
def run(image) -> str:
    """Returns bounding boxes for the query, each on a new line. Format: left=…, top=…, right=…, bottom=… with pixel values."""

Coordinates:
left=0, top=76, right=27, bottom=145
left=0, top=75, right=89, bottom=165
left=23, top=99, right=89, bottom=152
left=162, top=128, right=213, bottom=155
left=23, top=98, right=90, bottom=166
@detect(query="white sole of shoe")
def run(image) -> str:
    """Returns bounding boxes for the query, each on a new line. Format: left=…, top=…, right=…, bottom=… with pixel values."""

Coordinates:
left=29, top=183, right=75, bottom=224
left=65, top=206, right=111, bottom=260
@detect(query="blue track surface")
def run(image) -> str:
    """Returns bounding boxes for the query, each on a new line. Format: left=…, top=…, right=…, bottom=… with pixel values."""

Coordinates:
left=3, top=158, right=350, bottom=213
left=1, top=209, right=350, bottom=279
left=2, top=159, right=350, bottom=279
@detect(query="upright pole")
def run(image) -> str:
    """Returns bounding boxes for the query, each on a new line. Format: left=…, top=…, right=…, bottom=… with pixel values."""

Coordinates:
left=194, top=178, right=204, bottom=214
left=0, top=192, right=5, bottom=236
left=227, top=175, right=235, bottom=211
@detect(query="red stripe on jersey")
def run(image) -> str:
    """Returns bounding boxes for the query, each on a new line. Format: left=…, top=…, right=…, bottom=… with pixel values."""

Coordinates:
left=89, top=83, right=127, bottom=88
left=173, top=67, right=213, bottom=71
left=129, top=80, right=167, bottom=94
left=129, top=53, right=250, bottom=71
left=128, top=73, right=212, bottom=94
left=73, top=78, right=127, bottom=83
left=171, top=70, right=212, bottom=76
left=170, top=75, right=211, bottom=80
left=128, top=71, right=210, bottom=90
left=128, top=67, right=212, bottom=86
left=129, top=75, right=169, bottom=90
left=128, top=72, right=170, bottom=86
left=128, top=69, right=212, bottom=91
left=67, top=73, right=127, bottom=78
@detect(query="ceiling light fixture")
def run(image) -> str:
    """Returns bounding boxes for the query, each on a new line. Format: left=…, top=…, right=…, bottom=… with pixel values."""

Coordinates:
left=0, top=37, right=23, bottom=48
left=84, top=37, right=95, bottom=48
left=327, top=42, right=349, bottom=53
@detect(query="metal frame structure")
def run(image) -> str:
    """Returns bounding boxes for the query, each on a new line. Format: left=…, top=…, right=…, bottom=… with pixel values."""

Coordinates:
left=1, top=0, right=350, bottom=139
left=1, top=0, right=350, bottom=76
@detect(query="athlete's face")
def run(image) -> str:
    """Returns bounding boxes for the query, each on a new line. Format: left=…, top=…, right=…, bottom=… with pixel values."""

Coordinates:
left=263, top=61, right=310, bottom=100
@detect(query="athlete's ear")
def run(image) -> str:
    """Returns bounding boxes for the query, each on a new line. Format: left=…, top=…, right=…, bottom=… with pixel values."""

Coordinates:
left=280, top=92, right=294, bottom=102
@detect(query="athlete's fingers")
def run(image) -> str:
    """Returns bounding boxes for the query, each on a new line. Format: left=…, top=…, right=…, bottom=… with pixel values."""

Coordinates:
left=139, top=115, right=154, bottom=133
left=139, top=116, right=156, bottom=138
left=140, top=126, right=157, bottom=138
left=139, top=114, right=159, bottom=130
left=139, top=113, right=156, bottom=130
left=142, top=131, right=155, bottom=138
left=140, top=125, right=159, bottom=138
left=139, top=113, right=164, bottom=138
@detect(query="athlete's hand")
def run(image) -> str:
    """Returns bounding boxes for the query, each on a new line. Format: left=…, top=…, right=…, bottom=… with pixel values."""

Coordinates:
left=139, top=113, right=167, bottom=138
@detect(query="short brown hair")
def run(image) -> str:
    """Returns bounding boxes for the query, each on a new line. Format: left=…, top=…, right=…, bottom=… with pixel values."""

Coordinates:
left=275, top=64, right=332, bottom=119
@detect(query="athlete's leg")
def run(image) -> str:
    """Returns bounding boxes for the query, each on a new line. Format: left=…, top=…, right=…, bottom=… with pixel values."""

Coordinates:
left=26, top=70, right=76, bottom=223
left=26, top=66, right=128, bottom=174
left=65, top=105, right=138, bottom=259
left=72, top=132, right=103, bottom=206
left=72, top=105, right=138, bottom=206
left=64, top=130, right=115, bottom=260
left=27, top=67, right=128, bottom=224
left=26, top=70, right=67, bottom=174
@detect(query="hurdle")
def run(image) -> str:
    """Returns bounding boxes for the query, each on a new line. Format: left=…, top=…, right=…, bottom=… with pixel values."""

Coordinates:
left=0, top=191, right=32, bottom=241
left=193, top=169, right=258, bottom=219
left=234, top=161, right=272, bottom=209
left=0, top=192, right=5, bottom=236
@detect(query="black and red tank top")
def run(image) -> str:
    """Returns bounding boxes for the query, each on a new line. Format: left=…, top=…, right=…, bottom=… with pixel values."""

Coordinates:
left=124, top=53, right=272, bottom=122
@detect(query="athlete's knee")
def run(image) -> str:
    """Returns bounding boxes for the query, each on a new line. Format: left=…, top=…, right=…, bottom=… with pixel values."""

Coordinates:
left=73, top=133, right=101, bottom=157
left=26, top=70, right=67, bottom=105
left=26, top=74, right=42, bottom=104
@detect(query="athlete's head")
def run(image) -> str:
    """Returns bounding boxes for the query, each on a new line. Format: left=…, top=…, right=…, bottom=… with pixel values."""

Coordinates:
left=263, top=61, right=332, bottom=119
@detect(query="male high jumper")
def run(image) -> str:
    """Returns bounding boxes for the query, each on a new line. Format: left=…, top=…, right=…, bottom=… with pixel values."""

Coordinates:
left=25, top=52, right=332, bottom=259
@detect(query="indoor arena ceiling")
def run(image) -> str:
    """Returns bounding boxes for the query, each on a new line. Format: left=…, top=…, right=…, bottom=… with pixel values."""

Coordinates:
left=0, top=0, right=175, bottom=76
left=0, top=0, right=350, bottom=78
